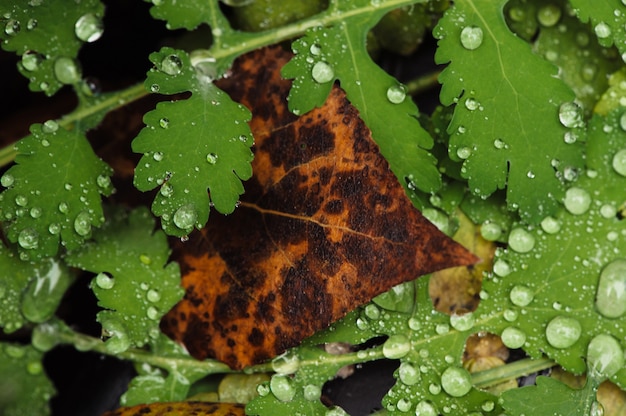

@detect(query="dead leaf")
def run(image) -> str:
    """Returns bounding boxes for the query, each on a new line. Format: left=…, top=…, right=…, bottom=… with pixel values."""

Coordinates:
left=161, top=46, right=478, bottom=370
left=102, top=402, right=245, bottom=416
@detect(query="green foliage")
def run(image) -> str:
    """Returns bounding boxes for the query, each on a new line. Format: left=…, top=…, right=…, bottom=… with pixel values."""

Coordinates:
left=569, top=0, right=626, bottom=52
left=65, top=207, right=184, bottom=353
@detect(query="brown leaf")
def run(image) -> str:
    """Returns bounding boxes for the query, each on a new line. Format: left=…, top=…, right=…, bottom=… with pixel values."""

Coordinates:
left=161, top=46, right=479, bottom=370
left=102, top=402, right=245, bottom=416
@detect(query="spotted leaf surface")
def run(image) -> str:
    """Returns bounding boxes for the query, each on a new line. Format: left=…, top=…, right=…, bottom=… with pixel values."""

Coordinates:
left=282, top=0, right=441, bottom=201
left=0, top=123, right=113, bottom=260
left=0, top=0, right=104, bottom=95
left=435, top=0, right=584, bottom=222
left=132, top=47, right=254, bottom=237
left=65, top=207, right=183, bottom=353
left=161, top=46, right=478, bottom=370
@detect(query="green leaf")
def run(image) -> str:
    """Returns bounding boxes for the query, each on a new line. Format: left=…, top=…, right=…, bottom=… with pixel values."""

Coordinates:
left=500, top=376, right=598, bottom=416
left=434, top=0, right=584, bottom=222
left=282, top=0, right=442, bottom=197
left=569, top=0, right=626, bottom=52
left=0, top=123, right=113, bottom=260
left=148, top=0, right=229, bottom=31
left=132, top=47, right=254, bottom=236
left=64, top=206, right=184, bottom=353
left=0, top=343, right=55, bottom=416
left=0, top=0, right=104, bottom=95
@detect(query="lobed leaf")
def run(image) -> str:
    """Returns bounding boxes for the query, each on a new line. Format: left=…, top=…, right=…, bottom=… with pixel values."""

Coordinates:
left=0, top=0, right=104, bottom=95
left=0, top=122, right=113, bottom=260
left=434, top=0, right=584, bottom=222
left=132, top=47, right=254, bottom=237
left=569, top=0, right=626, bottom=53
left=64, top=207, right=184, bottom=353
left=282, top=0, right=442, bottom=199
left=148, top=0, right=229, bottom=31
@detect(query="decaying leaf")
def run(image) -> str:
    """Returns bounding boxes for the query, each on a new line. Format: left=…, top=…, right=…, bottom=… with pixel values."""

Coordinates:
left=102, top=401, right=245, bottom=416
left=161, top=46, right=478, bottom=370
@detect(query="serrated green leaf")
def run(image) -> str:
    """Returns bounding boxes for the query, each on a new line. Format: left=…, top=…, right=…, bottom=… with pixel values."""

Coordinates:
left=434, top=0, right=584, bottom=222
left=500, top=376, right=598, bottom=416
left=0, top=343, right=55, bottom=416
left=64, top=207, right=183, bottom=352
left=0, top=123, right=113, bottom=260
left=570, top=0, right=626, bottom=52
left=0, top=0, right=104, bottom=95
left=148, top=0, right=229, bottom=31
left=282, top=0, right=441, bottom=197
left=132, top=47, right=254, bottom=236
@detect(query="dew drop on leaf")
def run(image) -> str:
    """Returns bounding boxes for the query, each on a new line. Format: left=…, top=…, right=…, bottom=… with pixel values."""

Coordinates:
left=153, top=151, right=164, bottom=161
left=563, top=131, right=579, bottom=144
left=146, top=289, right=161, bottom=302
left=4, top=19, right=20, bottom=36
left=587, top=334, right=624, bottom=379
left=303, top=384, right=321, bottom=401
left=1, top=173, right=14, bottom=187
left=150, top=83, right=160, bottom=93
left=386, top=84, right=407, bottom=104
left=611, top=149, right=626, bottom=176
left=160, top=182, right=173, bottom=197
left=54, top=57, right=82, bottom=84
left=440, top=366, right=472, bottom=397
left=309, top=43, right=321, bottom=55
left=256, top=383, right=270, bottom=396
left=96, top=174, right=111, bottom=189
left=382, top=334, right=411, bottom=359
left=459, top=26, right=483, bottom=50
left=311, top=61, right=334, bottom=83
left=159, top=117, right=169, bottom=129
left=501, top=327, right=526, bottom=349
left=270, top=374, right=295, bottom=402
left=74, top=13, right=104, bottom=42
left=503, top=309, right=518, bottom=322
left=428, top=383, right=441, bottom=394
left=58, top=202, right=69, bottom=214
left=481, top=221, right=502, bottom=241
left=558, top=102, right=583, bottom=128
left=22, top=51, right=43, bottom=71
left=509, top=285, right=534, bottom=306
left=456, top=146, right=472, bottom=159
left=14, top=194, right=28, bottom=207
left=161, top=54, right=183, bottom=75
left=594, top=22, right=611, bottom=39
left=396, top=398, right=412, bottom=412
left=595, top=259, right=626, bottom=318
left=398, top=362, right=420, bottom=385
left=591, top=401, right=605, bottom=416
left=206, top=153, right=218, bottom=164
left=408, top=317, right=421, bottom=330
left=540, top=216, right=561, bottom=234
left=508, top=227, right=535, bottom=253
left=42, top=120, right=58, bottom=133
left=95, top=272, right=114, bottom=289
left=271, top=351, right=300, bottom=375
left=146, top=306, right=159, bottom=320
left=74, top=211, right=92, bottom=236
left=537, top=4, right=561, bottom=27
left=18, top=228, right=39, bottom=249
left=415, top=400, right=437, bottom=416
left=450, top=312, right=475, bottom=331
left=48, top=223, right=60, bottom=234
left=493, top=138, right=506, bottom=149
left=105, top=324, right=130, bottom=354
left=545, top=316, right=581, bottom=349
left=29, top=207, right=42, bottom=218
left=364, top=303, right=380, bottom=320
left=173, top=204, right=198, bottom=231
left=464, top=97, right=480, bottom=111
left=600, top=204, right=617, bottom=219
left=563, top=187, right=591, bottom=215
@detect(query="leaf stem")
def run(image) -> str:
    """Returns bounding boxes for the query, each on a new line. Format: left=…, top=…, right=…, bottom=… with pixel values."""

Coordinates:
left=405, top=70, right=442, bottom=96
left=471, top=356, right=555, bottom=389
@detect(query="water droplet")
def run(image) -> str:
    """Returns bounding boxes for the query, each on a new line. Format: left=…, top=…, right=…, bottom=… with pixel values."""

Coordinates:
left=75, top=13, right=104, bottom=42
left=4, top=19, right=20, bottom=36
left=564, top=187, right=591, bottom=215
left=493, top=138, right=506, bottom=149
left=464, top=97, right=480, bottom=111
left=15, top=194, right=28, bottom=206
left=364, top=304, right=380, bottom=320
left=545, top=316, right=581, bottom=348
left=97, top=174, right=111, bottom=189
left=48, top=223, right=60, bottom=234
left=541, top=216, right=561, bottom=234
left=270, top=374, right=295, bottom=402
left=612, top=149, right=626, bottom=176
left=27, top=361, right=43, bottom=375
left=58, top=202, right=69, bottom=214
left=450, top=312, right=475, bottom=331
left=74, top=211, right=92, bottom=236
left=272, top=351, right=300, bottom=375
left=396, top=398, right=412, bottom=412
left=510, top=285, right=534, bottom=306
left=456, top=146, right=472, bottom=159
left=29, top=207, right=42, bottom=218
left=386, top=84, right=407, bottom=104
left=206, top=153, right=218, bottom=164
left=42, top=120, right=59, bottom=133
left=150, top=83, right=160, bottom=93
left=600, top=204, right=617, bottom=219
left=595, top=259, right=626, bottom=318
left=503, top=309, right=518, bottom=322
left=382, top=334, right=411, bottom=359
left=594, top=22, right=611, bottom=39
left=481, top=400, right=495, bottom=412
left=173, top=204, right=197, bottom=231
left=435, top=323, right=450, bottom=334
left=54, top=57, right=82, bottom=84
left=428, top=383, right=441, bottom=394
left=21, top=51, right=43, bottom=71
left=145, top=289, right=161, bottom=303
left=537, top=4, right=561, bottom=27
left=159, top=117, right=169, bottom=129
left=460, top=26, right=483, bottom=50
left=104, top=320, right=130, bottom=354
left=440, top=366, right=472, bottom=397
left=95, top=272, right=114, bottom=289
left=408, top=317, right=421, bottom=330
left=303, top=384, right=321, bottom=401
left=501, top=327, right=526, bottom=349
left=309, top=43, right=321, bottom=55
left=481, top=222, right=502, bottom=241
left=508, top=227, right=535, bottom=253
left=590, top=401, right=605, bottom=416
left=153, top=151, right=164, bottom=161
left=146, top=306, right=159, bottom=320
left=587, top=334, right=624, bottom=379
left=558, top=102, right=583, bottom=128
left=311, top=61, right=334, bottom=84
left=414, top=400, right=437, bottom=416
left=1, top=173, right=15, bottom=187
left=18, top=228, right=39, bottom=249
left=325, top=406, right=349, bottom=416
left=581, top=62, right=597, bottom=82
left=160, top=182, right=174, bottom=198
left=161, top=54, right=183, bottom=75
left=563, top=131, right=578, bottom=144
left=398, top=362, right=419, bottom=385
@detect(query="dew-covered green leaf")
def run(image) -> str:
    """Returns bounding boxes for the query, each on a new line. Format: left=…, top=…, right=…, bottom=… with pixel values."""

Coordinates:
left=434, top=0, right=584, bottom=222
left=148, top=0, right=228, bottom=31
left=282, top=0, right=441, bottom=198
left=132, top=47, right=254, bottom=236
left=569, top=0, right=626, bottom=53
left=0, top=123, right=113, bottom=260
left=0, top=0, right=104, bottom=95
left=64, top=207, right=183, bottom=353
left=0, top=343, right=55, bottom=416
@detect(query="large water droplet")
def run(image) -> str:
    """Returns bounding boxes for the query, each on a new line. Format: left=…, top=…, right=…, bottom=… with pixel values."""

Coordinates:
left=14, top=194, right=27, bottom=207
left=508, top=228, right=535, bottom=253
left=612, top=149, right=626, bottom=176
left=160, top=182, right=174, bottom=198
left=545, top=316, right=581, bottom=349
left=4, top=19, right=20, bottom=36
left=456, top=146, right=472, bottom=159
left=54, top=57, right=82, bottom=84
left=537, top=4, right=561, bottom=27
left=464, top=97, right=480, bottom=111
left=161, top=54, right=183, bottom=75
left=58, top=202, right=69, bottom=214
left=146, top=289, right=161, bottom=302
left=1, top=173, right=15, bottom=187
left=48, top=223, right=60, bottom=234
left=206, top=153, right=218, bottom=164
left=18, top=228, right=39, bottom=249
left=270, top=374, right=295, bottom=402
left=97, top=174, right=111, bottom=189
left=460, top=26, right=483, bottom=50
left=386, top=84, right=407, bottom=104
left=501, top=327, right=526, bottom=349
left=414, top=400, right=437, bottom=416
left=558, top=102, right=583, bottom=128
left=382, top=334, right=411, bottom=359
left=398, top=362, right=419, bottom=385
left=95, top=272, right=114, bottom=289
left=594, top=22, right=611, bottom=39
left=75, top=13, right=104, bottom=42
left=21, top=51, right=43, bottom=71
left=173, top=204, right=198, bottom=231
left=510, top=285, right=534, bottom=306
left=564, top=187, right=591, bottom=215
left=541, top=216, right=561, bottom=234
left=42, top=119, right=58, bottom=133
left=481, top=221, right=502, bottom=241
left=74, top=211, right=92, bottom=236
left=146, top=306, right=159, bottom=320
left=587, top=334, right=624, bottom=379
left=440, top=366, right=472, bottom=397
left=450, top=312, right=475, bottom=331
left=312, top=61, right=334, bottom=83
left=303, top=384, right=321, bottom=401
left=595, top=259, right=626, bottom=318
left=153, top=151, right=164, bottom=161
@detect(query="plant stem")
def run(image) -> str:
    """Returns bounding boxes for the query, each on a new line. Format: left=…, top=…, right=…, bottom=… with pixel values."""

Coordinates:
left=471, top=356, right=555, bottom=389
left=406, top=70, right=442, bottom=96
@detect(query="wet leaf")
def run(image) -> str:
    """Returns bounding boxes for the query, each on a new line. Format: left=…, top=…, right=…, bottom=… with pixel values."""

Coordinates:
left=102, top=401, right=245, bottom=416
left=161, top=46, right=478, bottom=370
left=569, top=0, right=626, bottom=53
